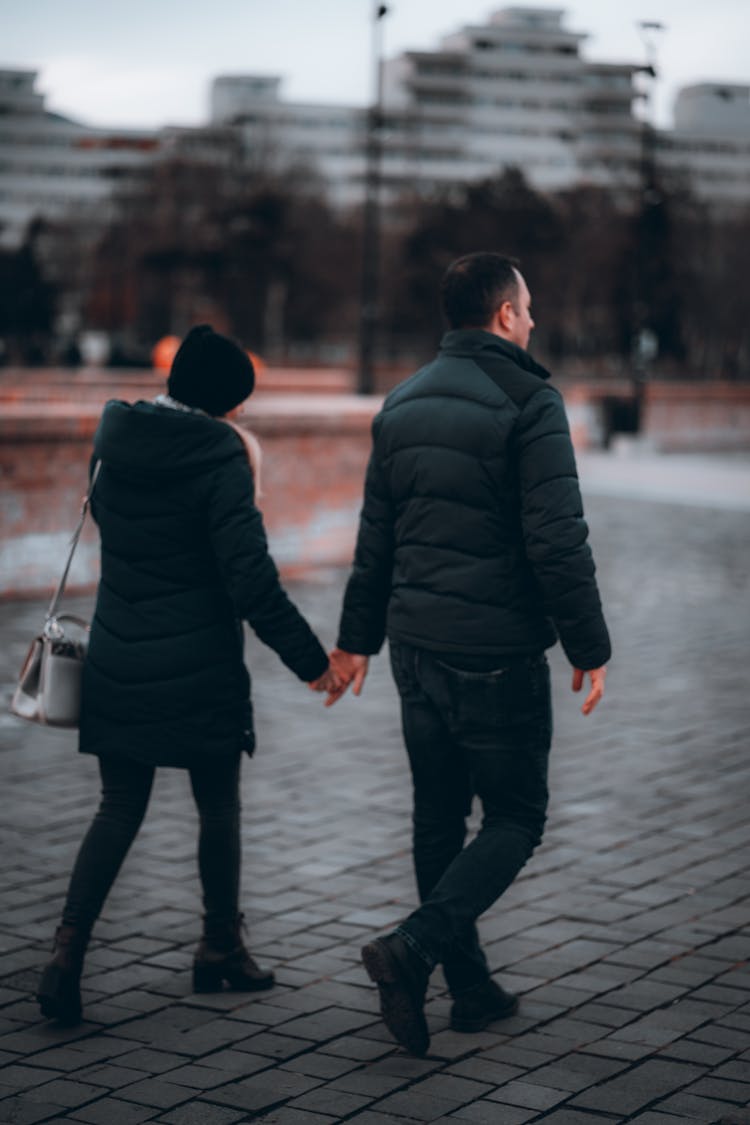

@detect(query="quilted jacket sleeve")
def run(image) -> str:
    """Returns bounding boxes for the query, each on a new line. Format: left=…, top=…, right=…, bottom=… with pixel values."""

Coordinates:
left=516, top=385, right=611, bottom=670
left=206, top=454, right=328, bottom=682
left=337, top=417, right=395, bottom=654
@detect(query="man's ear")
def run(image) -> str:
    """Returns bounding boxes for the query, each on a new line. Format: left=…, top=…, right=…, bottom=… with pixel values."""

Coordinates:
left=497, top=300, right=514, bottom=333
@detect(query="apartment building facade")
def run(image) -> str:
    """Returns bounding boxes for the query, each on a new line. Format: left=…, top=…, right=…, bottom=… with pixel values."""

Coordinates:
left=2, top=8, right=749, bottom=248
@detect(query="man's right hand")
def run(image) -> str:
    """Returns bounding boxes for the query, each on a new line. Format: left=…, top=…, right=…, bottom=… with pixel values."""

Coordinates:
left=572, top=666, right=607, bottom=715
left=326, top=649, right=370, bottom=707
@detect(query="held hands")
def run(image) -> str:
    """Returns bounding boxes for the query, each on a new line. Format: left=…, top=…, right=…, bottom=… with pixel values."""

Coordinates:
left=322, top=648, right=370, bottom=707
left=307, top=649, right=369, bottom=707
left=308, top=665, right=344, bottom=698
left=572, top=665, right=607, bottom=715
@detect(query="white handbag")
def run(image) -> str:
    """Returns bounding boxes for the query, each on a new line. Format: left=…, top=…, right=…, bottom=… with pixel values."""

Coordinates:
left=11, top=463, right=101, bottom=728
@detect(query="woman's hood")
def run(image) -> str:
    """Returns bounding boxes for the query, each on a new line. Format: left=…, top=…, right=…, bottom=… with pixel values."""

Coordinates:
left=93, top=400, right=245, bottom=479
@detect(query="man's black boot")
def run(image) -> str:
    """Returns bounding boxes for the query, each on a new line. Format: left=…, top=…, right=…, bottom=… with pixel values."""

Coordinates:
left=450, top=978, right=519, bottom=1032
left=193, top=913, right=274, bottom=993
left=361, top=932, right=431, bottom=1055
left=37, top=924, right=90, bottom=1024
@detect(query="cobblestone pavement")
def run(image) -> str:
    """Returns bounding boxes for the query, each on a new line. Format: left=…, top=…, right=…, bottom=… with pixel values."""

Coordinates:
left=1, top=463, right=749, bottom=1124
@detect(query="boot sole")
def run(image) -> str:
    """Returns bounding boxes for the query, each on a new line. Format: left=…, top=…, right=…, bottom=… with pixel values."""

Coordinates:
left=361, top=940, right=429, bottom=1056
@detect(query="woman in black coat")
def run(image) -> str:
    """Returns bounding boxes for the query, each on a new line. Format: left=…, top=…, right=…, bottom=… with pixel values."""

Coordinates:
left=38, top=326, right=338, bottom=1023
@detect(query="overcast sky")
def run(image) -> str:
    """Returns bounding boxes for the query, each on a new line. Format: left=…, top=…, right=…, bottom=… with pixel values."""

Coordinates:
left=3, top=0, right=749, bottom=130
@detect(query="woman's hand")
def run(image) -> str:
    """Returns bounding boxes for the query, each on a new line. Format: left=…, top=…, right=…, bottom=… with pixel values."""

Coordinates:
left=308, top=665, right=344, bottom=699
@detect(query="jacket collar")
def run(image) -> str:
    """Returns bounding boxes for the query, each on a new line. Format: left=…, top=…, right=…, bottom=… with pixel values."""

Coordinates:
left=439, top=329, right=551, bottom=380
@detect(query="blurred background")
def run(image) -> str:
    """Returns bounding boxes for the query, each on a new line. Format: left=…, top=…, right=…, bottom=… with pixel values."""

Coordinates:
left=1, top=1, right=749, bottom=595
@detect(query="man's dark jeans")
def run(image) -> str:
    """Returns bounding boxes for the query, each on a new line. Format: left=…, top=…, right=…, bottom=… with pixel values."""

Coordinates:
left=62, top=754, right=241, bottom=933
left=389, top=641, right=552, bottom=995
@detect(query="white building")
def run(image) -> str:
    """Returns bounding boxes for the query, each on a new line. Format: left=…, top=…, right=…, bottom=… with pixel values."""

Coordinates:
left=211, top=75, right=367, bottom=206
left=0, top=69, right=161, bottom=249
left=210, top=7, right=750, bottom=212
left=655, top=83, right=750, bottom=207
left=210, top=8, right=645, bottom=204
left=381, top=8, right=642, bottom=193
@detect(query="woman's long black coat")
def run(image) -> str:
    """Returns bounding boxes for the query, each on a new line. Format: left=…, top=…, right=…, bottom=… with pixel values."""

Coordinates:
left=79, top=400, right=327, bottom=767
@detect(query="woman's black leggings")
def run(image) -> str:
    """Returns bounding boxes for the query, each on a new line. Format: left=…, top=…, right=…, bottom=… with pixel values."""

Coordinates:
left=61, top=754, right=241, bottom=933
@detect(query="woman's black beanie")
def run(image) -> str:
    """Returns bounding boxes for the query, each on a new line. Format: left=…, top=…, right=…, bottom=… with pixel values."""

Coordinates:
left=167, top=325, right=255, bottom=416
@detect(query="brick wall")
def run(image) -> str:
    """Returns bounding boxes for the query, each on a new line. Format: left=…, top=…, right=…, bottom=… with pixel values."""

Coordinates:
left=642, top=382, right=750, bottom=452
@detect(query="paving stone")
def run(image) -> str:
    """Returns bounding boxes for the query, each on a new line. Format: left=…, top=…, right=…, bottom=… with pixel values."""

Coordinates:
left=253, top=1110, right=338, bottom=1125
left=0, top=1096, right=73, bottom=1124
left=524, top=1052, right=627, bottom=1094
left=280, top=1052, right=359, bottom=1080
left=662, top=1039, right=737, bottom=1066
left=690, top=1024, right=749, bottom=1049
left=570, top=1059, right=707, bottom=1115
left=627, top=1115, right=686, bottom=1125
left=286, top=1086, right=373, bottom=1116
left=374, top=1088, right=468, bottom=1121
left=21, top=1077, right=103, bottom=1108
left=580, top=1038, right=657, bottom=1061
left=0, top=1065, right=60, bottom=1091
left=605, top=980, right=690, bottom=1011
left=345, top=1113, right=426, bottom=1125
left=28, top=1038, right=139, bottom=1071
left=445, top=1058, right=525, bottom=1086
left=573, top=1000, right=643, bottom=1028
left=714, top=1061, right=750, bottom=1082
left=156, top=1104, right=246, bottom=1125
left=426, top=1030, right=499, bottom=1060
left=197, top=1048, right=273, bottom=1075
left=477, top=1043, right=558, bottom=1070
left=116, top=1050, right=193, bottom=1074
left=485, top=1078, right=570, bottom=1111
left=209, top=1071, right=321, bottom=1112
left=67, top=1097, right=160, bottom=1124
left=416, top=1073, right=495, bottom=1105
left=657, top=1092, right=748, bottom=1121
left=73, top=1063, right=152, bottom=1088
left=116, top=1078, right=195, bottom=1109
left=529, top=1113, right=615, bottom=1125
left=367, top=1056, right=442, bottom=1080
left=269, top=1007, right=376, bottom=1042
left=159, top=1064, right=235, bottom=1090
left=448, top=1103, right=538, bottom=1124
left=683, top=1076, right=750, bottom=1104
left=326, top=1070, right=406, bottom=1097
left=321, top=1037, right=392, bottom=1062
left=234, top=1031, right=315, bottom=1059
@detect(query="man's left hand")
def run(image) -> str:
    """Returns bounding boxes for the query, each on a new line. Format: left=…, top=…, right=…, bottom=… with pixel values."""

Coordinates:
left=572, top=665, right=607, bottom=715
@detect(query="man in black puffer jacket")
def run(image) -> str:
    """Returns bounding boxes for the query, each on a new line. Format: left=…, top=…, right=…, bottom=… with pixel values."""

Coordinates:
left=332, top=253, right=611, bottom=1055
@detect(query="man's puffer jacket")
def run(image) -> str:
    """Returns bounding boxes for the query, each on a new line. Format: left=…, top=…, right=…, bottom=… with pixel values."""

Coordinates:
left=338, top=329, right=611, bottom=671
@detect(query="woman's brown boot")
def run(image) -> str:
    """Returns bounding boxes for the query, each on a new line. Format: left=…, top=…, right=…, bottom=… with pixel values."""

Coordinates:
left=37, top=924, right=89, bottom=1024
left=193, top=913, right=274, bottom=993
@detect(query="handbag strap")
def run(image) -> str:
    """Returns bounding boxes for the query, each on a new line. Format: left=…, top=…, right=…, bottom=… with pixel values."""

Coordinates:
left=45, top=461, right=102, bottom=623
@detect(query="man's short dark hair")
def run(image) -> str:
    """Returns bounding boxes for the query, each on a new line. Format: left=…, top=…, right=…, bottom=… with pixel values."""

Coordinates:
left=441, top=252, right=520, bottom=330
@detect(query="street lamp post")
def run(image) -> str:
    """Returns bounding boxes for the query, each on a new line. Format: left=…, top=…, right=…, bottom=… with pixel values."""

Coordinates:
left=633, top=20, right=665, bottom=383
left=357, top=3, right=388, bottom=395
